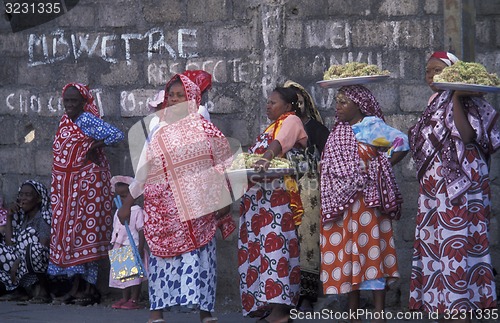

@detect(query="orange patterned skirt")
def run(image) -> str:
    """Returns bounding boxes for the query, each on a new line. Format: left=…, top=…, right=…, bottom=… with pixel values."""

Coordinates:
left=320, top=195, right=399, bottom=294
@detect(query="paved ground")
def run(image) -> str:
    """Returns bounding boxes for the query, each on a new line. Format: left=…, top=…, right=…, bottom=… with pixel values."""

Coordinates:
left=0, top=298, right=498, bottom=322
left=0, top=300, right=446, bottom=323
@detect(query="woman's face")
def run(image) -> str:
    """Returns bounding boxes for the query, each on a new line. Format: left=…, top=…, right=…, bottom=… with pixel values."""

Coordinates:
left=266, top=91, right=291, bottom=121
left=335, top=92, right=364, bottom=125
left=296, top=93, right=306, bottom=114
left=17, top=184, right=41, bottom=213
left=166, top=81, right=187, bottom=107
left=425, top=58, right=448, bottom=92
left=63, top=87, right=86, bottom=121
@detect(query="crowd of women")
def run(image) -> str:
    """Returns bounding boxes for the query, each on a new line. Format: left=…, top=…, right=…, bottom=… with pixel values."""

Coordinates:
left=0, top=51, right=498, bottom=323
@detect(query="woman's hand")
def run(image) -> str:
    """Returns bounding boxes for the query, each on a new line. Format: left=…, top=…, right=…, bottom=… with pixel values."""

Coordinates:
left=85, top=140, right=105, bottom=164
left=252, top=158, right=270, bottom=172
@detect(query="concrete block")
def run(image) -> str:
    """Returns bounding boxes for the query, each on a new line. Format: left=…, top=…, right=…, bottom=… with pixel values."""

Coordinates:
left=35, top=149, right=53, bottom=176
left=100, top=61, right=140, bottom=86
left=384, top=114, right=419, bottom=136
left=285, top=0, right=330, bottom=18
left=18, top=64, right=55, bottom=87
left=304, top=20, right=349, bottom=49
left=0, top=59, right=18, bottom=87
left=328, top=0, right=373, bottom=16
left=0, top=147, right=35, bottom=174
left=424, top=0, right=441, bottom=14
left=188, top=0, right=228, bottom=22
left=400, top=84, right=433, bottom=112
left=476, top=19, right=492, bottom=45
left=476, top=1, right=500, bottom=15
left=56, top=4, right=97, bottom=28
left=284, top=20, right=303, bottom=49
left=97, top=1, right=140, bottom=28
left=378, top=0, right=419, bottom=16
left=143, top=0, right=184, bottom=24
left=212, top=25, right=255, bottom=51
left=118, top=88, right=158, bottom=117
left=0, top=116, right=20, bottom=145
left=54, top=64, right=90, bottom=88
left=0, top=33, right=27, bottom=57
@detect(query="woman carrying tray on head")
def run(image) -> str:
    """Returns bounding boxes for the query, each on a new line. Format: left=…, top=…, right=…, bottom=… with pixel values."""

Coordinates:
left=238, top=87, right=307, bottom=323
left=408, top=51, right=499, bottom=320
left=320, top=84, right=408, bottom=323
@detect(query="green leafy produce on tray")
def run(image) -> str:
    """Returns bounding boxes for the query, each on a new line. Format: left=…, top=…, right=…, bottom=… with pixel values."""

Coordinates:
left=433, top=61, right=500, bottom=86
left=229, top=153, right=292, bottom=170
left=323, top=62, right=390, bottom=80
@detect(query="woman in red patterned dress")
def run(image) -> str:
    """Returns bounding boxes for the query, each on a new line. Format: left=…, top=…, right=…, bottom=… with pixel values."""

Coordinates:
left=238, top=87, right=307, bottom=323
left=408, top=52, right=499, bottom=322
left=49, top=83, right=124, bottom=305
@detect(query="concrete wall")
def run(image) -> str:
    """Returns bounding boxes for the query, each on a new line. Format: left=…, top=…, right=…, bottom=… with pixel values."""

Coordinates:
left=1, top=0, right=499, bottom=311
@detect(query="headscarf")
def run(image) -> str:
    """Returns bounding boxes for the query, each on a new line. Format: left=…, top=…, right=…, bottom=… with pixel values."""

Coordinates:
left=161, top=74, right=201, bottom=112
left=320, top=85, right=402, bottom=222
left=429, top=51, right=459, bottom=66
left=284, top=80, right=323, bottom=123
left=182, top=70, right=212, bottom=93
left=62, top=83, right=100, bottom=118
left=18, top=180, right=52, bottom=226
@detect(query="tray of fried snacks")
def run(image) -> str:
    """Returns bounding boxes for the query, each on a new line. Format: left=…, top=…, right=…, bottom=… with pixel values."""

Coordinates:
left=317, top=62, right=390, bottom=88
left=226, top=153, right=296, bottom=177
left=433, top=61, right=500, bottom=93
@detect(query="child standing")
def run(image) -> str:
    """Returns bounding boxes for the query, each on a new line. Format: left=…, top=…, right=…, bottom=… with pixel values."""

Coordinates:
left=320, top=85, right=408, bottom=323
left=109, top=176, right=148, bottom=310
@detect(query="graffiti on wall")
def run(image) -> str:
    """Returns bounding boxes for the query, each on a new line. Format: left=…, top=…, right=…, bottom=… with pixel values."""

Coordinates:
left=28, top=27, right=198, bottom=66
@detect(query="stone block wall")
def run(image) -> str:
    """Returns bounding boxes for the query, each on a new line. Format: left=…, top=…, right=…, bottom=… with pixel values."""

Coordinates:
left=0, top=0, right=499, bottom=311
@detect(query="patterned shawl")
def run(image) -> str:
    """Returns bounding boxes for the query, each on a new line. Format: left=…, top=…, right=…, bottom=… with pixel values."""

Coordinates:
left=409, top=91, right=500, bottom=200
left=320, top=85, right=403, bottom=223
left=143, top=75, right=234, bottom=256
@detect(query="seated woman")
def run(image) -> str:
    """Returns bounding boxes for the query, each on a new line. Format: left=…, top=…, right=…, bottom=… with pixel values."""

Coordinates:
left=0, top=180, right=52, bottom=303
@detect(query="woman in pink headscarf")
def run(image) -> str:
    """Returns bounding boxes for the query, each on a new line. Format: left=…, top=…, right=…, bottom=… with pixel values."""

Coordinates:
left=49, top=83, right=124, bottom=305
left=119, top=74, right=234, bottom=323
left=320, top=85, right=409, bottom=322
left=408, top=52, right=499, bottom=321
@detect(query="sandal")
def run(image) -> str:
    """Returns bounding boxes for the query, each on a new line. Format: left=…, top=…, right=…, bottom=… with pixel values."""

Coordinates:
left=120, top=299, right=142, bottom=310
left=146, top=320, right=166, bottom=323
left=111, top=298, right=127, bottom=309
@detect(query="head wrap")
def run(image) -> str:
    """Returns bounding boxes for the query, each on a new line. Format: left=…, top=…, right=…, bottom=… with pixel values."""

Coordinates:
left=429, top=51, right=459, bottom=66
left=62, top=83, right=100, bottom=118
left=284, top=80, right=323, bottom=124
left=321, top=85, right=402, bottom=222
left=161, top=74, right=201, bottom=111
left=110, top=175, right=134, bottom=193
left=182, top=70, right=212, bottom=93
left=19, top=180, right=52, bottom=226
left=338, top=85, right=384, bottom=121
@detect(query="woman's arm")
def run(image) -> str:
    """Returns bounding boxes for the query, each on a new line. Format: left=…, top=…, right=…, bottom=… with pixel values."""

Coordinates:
left=390, top=150, right=408, bottom=166
left=137, top=229, right=146, bottom=259
left=253, top=140, right=282, bottom=172
left=452, top=91, right=479, bottom=144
